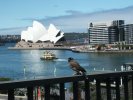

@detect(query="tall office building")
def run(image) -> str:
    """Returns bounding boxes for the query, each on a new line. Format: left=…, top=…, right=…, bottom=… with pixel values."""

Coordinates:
left=112, top=20, right=124, bottom=26
left=88, top=21, right=118, bottom=44
left=124, top=24, right=133, bottom=44
left=112, top=20, right=125, bottom=42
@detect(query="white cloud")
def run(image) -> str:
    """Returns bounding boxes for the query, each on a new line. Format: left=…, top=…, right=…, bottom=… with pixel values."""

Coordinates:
left=1, top=5, right=133, bottom=34
left=39, top=6, right=133, bottom=32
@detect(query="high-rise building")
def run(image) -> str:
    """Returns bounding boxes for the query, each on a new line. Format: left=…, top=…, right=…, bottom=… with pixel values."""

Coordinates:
left=88, top=21, right=118, bottom=44
left=112, top=20, right=124, bottom=26
left=112, top=20, right=125, bottom=42
left=124, top=24, right=133, bottom=44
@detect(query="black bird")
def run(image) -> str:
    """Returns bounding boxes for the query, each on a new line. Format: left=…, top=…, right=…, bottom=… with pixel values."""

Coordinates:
left=68, top=57, right=86, bottom=75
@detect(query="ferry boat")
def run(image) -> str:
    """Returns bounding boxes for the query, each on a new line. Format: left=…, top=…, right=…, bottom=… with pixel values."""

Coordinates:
left=40, top=51, right=57, bottom=60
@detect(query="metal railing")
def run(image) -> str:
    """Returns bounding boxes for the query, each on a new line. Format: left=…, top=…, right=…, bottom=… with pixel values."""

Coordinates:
left=0, top=71, right=133, bottom=100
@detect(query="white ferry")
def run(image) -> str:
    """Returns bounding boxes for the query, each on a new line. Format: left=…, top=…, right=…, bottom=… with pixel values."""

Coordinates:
left=40, top=51, right=57, bottom=60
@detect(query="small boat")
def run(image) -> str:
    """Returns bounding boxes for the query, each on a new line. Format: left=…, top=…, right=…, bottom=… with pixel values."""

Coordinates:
left=40, top=51, right=57, bottom=60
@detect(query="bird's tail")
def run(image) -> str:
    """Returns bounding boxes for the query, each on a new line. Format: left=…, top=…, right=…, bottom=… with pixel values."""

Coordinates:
left=82, top=72, right=88, bottom=80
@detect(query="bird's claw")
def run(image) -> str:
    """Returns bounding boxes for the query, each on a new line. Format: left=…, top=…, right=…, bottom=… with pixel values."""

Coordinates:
left=73, top=72, right=81, bottom=75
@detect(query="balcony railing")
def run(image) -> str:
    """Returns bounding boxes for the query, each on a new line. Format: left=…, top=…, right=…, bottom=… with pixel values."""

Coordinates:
left=0, top=71, right=133, bottom=100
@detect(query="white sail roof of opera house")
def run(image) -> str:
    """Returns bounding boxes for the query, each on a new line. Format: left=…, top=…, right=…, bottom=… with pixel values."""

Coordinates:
left=21, top=21, right=64, bottom=44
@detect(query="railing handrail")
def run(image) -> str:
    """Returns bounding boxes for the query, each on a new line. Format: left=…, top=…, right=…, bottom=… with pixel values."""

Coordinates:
left=0, top=70, right=133, bottom=100
left=0, top=70, right=132, bottom=90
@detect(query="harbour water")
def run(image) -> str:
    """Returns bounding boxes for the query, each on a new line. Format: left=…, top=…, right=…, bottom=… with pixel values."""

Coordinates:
left=0, top=43, right=133, bottom=80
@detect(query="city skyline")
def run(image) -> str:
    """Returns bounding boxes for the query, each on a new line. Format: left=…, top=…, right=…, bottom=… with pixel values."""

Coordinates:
left=0, top=0, right=133, bottom=34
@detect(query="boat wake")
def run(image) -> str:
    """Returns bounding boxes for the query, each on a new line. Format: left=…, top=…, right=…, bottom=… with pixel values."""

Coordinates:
left=54, top=58, right=67, bottom=62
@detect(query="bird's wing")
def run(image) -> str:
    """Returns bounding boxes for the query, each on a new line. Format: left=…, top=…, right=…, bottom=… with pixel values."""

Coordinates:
left=69, top=60, right=80, bottom=67
left=77, top=66, right=86, bottom=72
left=70, top=60, right=86, bottom=72
left=69, top=61, right=80, bottom=71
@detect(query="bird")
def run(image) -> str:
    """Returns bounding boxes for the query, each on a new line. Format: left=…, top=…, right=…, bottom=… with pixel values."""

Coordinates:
left=68, top=57, right=87, bottom=76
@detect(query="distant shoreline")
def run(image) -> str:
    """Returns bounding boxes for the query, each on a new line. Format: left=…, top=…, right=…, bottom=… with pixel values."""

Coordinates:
left=7, top=41, right=133, bottom=53
left=8, top=46, right=133, bottom=53
left=8, top=46, right=72, bottom=50
left=77, top=50, right=133, bottom=53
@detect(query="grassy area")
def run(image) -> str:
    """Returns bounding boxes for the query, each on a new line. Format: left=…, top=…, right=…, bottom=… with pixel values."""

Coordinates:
left=0, top=77, right=12, bottom=82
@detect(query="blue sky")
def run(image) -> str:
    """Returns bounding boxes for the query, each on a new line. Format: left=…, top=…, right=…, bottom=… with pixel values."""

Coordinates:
left=0, top=0, right=133, bottom=34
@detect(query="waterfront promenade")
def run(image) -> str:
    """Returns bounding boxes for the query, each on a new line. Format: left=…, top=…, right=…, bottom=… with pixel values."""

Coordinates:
left=8, top=41, right=72, bottom=50
left=8, top=45, right=133, bottom=53
left=8, top=41, right=133, bottom=53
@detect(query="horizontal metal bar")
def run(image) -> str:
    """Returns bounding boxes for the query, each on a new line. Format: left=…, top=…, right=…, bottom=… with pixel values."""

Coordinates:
left=0, top=71, right=132, bottom=90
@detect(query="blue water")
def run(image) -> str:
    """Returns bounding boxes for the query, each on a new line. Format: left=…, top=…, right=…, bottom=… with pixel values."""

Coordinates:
left=0, top=43, right=133, bottom=80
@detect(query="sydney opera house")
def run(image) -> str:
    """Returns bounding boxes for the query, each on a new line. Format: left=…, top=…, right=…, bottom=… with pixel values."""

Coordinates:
left=21, top=21, right=65, bottom=44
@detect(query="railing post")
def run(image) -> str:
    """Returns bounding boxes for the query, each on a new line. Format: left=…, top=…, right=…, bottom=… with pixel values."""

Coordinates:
left=27, top=86, right=33, bottom=100
left=34, top=87, right=38, bottom=100
left=73, top=81, right=79, bottom=100
left=60, top=83, right=65, bottom=100
left=85, top=79, right=90, bottom=100
left=8, top=89, right=14, bottom=100
left=132, top=75, right=133, bottom=100
left=123, top=76, right=129, bottom=100
left=96, top=79, right=101, bottom=100
left=106, top=78, right=111, bottom=100
left=115, top=77, right=120, bottom=100
left=44, top=84, right=50, bottom=100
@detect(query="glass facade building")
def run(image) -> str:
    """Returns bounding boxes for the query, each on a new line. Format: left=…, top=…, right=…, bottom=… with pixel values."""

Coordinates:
left=88, top=21, right=118, bottom=44
left=112, top=20, right=125, bottom=42
left=124, top=24, right=133, bottom=44
left=88, top=20, right=133, bottom=45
